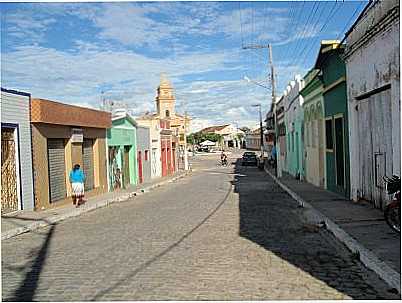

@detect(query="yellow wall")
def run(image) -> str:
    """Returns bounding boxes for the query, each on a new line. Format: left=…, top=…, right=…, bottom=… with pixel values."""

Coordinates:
left=31, top=125, right=50, bottom=210
left=31, top=123, right=108, bottom=210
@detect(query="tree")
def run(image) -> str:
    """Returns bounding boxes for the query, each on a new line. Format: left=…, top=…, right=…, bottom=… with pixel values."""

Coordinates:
left=186, top=134, right=195, bottom=145
left=187, top=132, right=222, bottom=145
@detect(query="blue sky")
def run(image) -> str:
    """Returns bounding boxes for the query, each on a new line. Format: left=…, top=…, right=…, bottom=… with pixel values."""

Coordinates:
left=1, top=1, right=367, bottom=131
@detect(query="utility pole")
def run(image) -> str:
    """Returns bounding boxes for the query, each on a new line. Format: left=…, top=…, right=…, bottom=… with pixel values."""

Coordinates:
left=252, top=104, right=264, bottom=157
left=258, top=106, right=264, bottom=156
left=243, top=44, right=279, bottom=177
left=184, top=111, right=189, bottom=171
left=268, top=45, right=279, bottom=178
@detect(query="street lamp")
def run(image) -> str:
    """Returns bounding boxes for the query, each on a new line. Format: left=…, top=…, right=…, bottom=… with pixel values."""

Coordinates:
left=244, top=76, right=271, bottom=90
left=244, top=75, right=279, bottom=177
left=251, top=104, right=264, bottom=157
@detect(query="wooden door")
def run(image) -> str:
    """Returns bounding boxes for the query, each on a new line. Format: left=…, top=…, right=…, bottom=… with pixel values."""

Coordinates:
left=167, top=147, right=172, bottom=175
left=151, top=148, right=157, bottom=176
left=172, top=148, right=176, bottom=173
left=123, top=146, right=130, bottom=188
left=357, top=89, right=392, bottom=208
left=161, top=146, right=167, bottom=177
left=1, top=128, right=19, bottom=214
left=138, top=151, right=143, bottom=183
left=334, top=117, right=345, bottom=190
left=318, top=117, right=325, bottom=187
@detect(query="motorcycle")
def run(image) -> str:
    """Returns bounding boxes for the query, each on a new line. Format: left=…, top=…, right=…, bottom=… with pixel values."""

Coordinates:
left=383, top=175, right=401, bottom=233
left=221, top=158, right=228, bottom=166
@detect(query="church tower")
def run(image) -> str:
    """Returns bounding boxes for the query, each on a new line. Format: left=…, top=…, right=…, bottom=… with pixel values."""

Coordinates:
left=156, top=73, right=175, bottom=119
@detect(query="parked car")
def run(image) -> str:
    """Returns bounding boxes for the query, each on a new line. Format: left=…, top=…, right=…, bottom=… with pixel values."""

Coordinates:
left=242, top=152, right=257, bottom=166
left=197, top=146, right=209, bottom=152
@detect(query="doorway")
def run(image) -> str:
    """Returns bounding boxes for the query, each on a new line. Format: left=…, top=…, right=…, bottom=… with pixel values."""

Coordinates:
left=334, top=116, right=345, bottom=189
left=1, top=127, right=20, bottom=214
left=138, top=151, right=143, bottom=184
left=123, top=146, right=131, bottom=188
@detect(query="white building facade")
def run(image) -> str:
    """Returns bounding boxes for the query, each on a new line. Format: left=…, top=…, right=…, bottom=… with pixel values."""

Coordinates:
left=344, top=0, right=400, bottom=208
left=136, top=117, right=162, bottom=179
left=283, top=75, right=305, bottom=178
left=1, top=88, right=35, bottom=213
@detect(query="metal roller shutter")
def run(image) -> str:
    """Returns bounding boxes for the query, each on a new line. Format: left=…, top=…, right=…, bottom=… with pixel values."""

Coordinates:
left=83, top=139, right=94, bottom=191
left=48, top=139, right=66, bottom=203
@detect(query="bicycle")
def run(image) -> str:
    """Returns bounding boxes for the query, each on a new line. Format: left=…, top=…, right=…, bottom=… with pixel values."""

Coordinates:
left=383, top=175, right=400, bottom=233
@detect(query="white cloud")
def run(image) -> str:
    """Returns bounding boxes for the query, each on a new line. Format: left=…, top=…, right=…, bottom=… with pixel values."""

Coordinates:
left=2, top=10, right=57, bottom=43
left=1, top=2, right=310, bottom=129
left=1, top=43, right=252, bottom=124
left=189, top=118, right=214, bottom=133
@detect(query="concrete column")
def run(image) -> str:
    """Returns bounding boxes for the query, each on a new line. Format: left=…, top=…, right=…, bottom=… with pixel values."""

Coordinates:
left=65, top=138, right=73, bottom=197
left=347, top=77, right=359, bottom=201
left=391, top=77, right=400, bottom=176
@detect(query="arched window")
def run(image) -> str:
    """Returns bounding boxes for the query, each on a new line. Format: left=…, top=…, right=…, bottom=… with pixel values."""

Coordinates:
left=165, top=110, right=170, bottom=117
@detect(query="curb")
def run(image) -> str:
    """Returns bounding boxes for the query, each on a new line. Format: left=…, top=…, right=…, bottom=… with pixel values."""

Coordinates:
left=2, top=171, right=190, bottom=241
left=264, top=167, right=401, bottom=294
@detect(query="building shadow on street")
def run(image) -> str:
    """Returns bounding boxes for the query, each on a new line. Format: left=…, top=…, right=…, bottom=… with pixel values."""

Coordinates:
left=2, top=223, right=56, bottom=302
left=233, top=159, right=398, bottom=300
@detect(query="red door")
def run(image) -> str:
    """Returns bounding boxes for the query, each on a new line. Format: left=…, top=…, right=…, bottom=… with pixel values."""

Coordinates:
left=138, top=151, right=143, bottom=183
left=161, top=145, right=167, bottom=177
left=167, top=146, right=172, bottom=175
left=172, top=148, right=176, bottom=173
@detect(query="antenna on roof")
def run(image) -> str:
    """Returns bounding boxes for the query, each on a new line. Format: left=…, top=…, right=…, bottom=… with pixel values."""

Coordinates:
left=100, top=90, right=105, bottom=110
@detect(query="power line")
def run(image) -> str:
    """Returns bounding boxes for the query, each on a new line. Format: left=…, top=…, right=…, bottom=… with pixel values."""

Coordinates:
left=282, top=0, right=306, bottom=61
left=298, top=1, right=343, bottom=68
left=336, top=1, right=365, bottom=41
left=289, top=1, right=320, bottom=67
left=239, top=1, right=244, bottom=48
left=302, top=0, right=352, bottom=69
left=302, top=2, right=366, bottom=79
left=281, top=0, right=296, bottom=58
left=287, top=1, right=317, bottom=63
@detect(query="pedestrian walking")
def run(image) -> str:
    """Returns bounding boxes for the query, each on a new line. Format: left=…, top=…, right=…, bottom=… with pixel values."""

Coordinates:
left=270, top=145, right=277, bottom=168
left=69, top=164, right=86, bottom=207
left=220, top=150, right=228, bottom=166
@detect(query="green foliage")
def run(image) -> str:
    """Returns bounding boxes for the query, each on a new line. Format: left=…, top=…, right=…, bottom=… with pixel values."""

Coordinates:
left=239, top=126, right=251, bottom=133
left=187, top=132, right=223, bottom=145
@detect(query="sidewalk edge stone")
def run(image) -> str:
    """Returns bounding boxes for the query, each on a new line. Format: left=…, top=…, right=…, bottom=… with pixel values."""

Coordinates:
left=264, top=167, right=401, bottom=294
left=1, top=171, right=189, bottom=241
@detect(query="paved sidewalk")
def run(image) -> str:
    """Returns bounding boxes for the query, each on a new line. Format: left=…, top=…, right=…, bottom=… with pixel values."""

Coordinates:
left=1, top=171, right=189, bottom=241
left=265, top=167, right=400, bottom=293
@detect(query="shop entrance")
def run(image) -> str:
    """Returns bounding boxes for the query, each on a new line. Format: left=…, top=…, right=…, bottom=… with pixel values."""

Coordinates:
left=1, top=127, right=19, bottom=214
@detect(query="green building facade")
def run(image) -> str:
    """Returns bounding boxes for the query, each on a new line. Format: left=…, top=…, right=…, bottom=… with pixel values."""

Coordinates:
left=107, top=115, right=138, bottom=190
left=314, top=41, right=350, bottom=197
left=301, top=69, right=326, bottom=188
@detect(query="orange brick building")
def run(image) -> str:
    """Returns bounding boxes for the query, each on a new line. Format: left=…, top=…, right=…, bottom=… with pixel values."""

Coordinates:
left=30, top=98, right=111, bottom=210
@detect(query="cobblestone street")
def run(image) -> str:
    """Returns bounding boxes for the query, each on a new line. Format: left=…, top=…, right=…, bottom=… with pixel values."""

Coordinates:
left=2, top=154, right=399, bottom=301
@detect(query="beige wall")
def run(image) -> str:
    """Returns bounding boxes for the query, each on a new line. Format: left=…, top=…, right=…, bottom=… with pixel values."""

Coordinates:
left=31, top=125, right=51, bottom=210
left=94, top=137, right=108, bottom=191
left=32, top=123, right=108, bottom=210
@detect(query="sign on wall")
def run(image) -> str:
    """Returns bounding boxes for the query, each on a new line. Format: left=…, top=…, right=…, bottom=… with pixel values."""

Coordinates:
left=71, top=128, right=83, bottom=143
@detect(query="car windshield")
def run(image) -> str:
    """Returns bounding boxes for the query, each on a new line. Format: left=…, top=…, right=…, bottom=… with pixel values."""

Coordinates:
left=243, top=154, right=256, bottom=158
